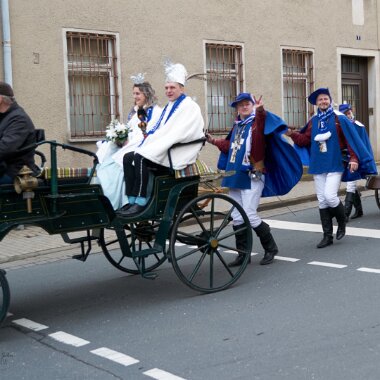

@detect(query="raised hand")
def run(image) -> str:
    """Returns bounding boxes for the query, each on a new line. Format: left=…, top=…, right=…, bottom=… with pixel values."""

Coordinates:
left=253, top=95, right=263, bottom=110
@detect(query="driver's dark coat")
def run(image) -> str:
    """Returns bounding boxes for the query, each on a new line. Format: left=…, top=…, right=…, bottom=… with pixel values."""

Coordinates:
left=0, top=102, right=37, bottom=178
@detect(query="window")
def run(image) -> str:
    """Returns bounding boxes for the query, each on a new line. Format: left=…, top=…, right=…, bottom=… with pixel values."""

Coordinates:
left=66, top=31, right=119, bottom=138
left=282, top=49, right=314, bottom=129
left=205, top=43, right=243, bottom=133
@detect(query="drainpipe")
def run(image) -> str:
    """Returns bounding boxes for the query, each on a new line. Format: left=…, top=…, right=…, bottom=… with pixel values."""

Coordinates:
left=1, top=0, right=12, bottom=85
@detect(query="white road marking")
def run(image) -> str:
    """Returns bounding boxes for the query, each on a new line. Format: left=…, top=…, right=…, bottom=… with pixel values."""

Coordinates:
left=264, top=219, right=380, bottom=238
left=275, top=256, right=300, bottom=262
left=90, top=347, right=139, bottom=366
left=143, top=368, right=187, bottom=380
left=357, top=267, right=380, bottom=274
left=12, top=318, right=48, bottom=331
left=223, top=250, right=258, bottom=256
left=48, top=331, right=90, bottom=347
left=308, top=261, right=347, bottom=269
left=7, top=312, right=13, bottom=316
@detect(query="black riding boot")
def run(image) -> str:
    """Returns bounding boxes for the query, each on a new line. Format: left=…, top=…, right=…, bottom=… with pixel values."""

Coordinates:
left=344, top=192, right=355, bottom=222
left=351, top=190, right=363, bottom=219
left=228, top=224, right=251, bottom=267
left=317, top=208, right=333, bottom=248
left=330, top=202, right=346, bottom=240
left=253, top=221, right=278, bottom=265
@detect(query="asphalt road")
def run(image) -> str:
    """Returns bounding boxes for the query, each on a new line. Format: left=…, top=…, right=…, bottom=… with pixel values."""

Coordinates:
left=1, top=197, right=380, bottom=380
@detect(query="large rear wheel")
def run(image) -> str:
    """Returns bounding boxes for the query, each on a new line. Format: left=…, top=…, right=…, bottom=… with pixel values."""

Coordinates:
left=170, top=193, right=252, bottom=293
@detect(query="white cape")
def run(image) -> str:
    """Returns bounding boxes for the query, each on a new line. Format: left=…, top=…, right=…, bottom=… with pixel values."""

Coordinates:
left=136, top=96, right=204, bottom=170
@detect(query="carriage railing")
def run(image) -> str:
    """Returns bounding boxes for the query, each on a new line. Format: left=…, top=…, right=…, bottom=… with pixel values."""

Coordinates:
left=35, top=141, right=98, bottom=214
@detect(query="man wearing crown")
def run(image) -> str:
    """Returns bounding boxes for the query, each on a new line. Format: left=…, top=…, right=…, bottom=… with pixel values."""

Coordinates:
left=119, top=62, right=205, bottom=215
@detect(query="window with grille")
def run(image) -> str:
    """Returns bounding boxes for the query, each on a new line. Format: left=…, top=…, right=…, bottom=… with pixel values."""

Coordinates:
left=66, top=31, right=119, bottom=138
left=282, top=49, right=314, bottom=129
left=205, top=43, right=243, bottom=133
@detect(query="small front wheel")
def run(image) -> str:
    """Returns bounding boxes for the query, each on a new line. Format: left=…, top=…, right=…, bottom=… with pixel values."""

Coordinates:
left=170, top=193, right=252, bottom=293
left=99, top=221, right=167, bottom=274
left=0, top=269, right=10, bottom=326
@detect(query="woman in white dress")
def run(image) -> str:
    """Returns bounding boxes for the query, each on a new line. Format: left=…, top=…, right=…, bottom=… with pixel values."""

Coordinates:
left=96, top=80, right=162, bottom=209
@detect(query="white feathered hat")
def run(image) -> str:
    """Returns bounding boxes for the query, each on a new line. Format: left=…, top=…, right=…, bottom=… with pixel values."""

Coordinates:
left=164, top=60, right=188, bottom=86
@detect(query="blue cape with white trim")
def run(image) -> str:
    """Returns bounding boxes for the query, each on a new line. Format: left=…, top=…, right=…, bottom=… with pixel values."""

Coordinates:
left=292, top=111, right=377, bottom=181
left=262, top=111, right=303, bottom=197
left=337, top=114, right=377, bottom=181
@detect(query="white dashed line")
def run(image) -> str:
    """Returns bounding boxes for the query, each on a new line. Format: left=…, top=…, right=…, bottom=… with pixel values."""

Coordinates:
left=357, top=267, right=380, bottom=274
left=12, top=318, right=48, bottom=331
left=143, top=368, right=187, bottom=380
left=90, top=347, right=139, bottom=366
left=264, top=219, right=380, bottom=238
left=275, top=256, right=300, bottom=262
left=223, top=250, right=259, bottom=256
left=308, top=261, right=347, bottom=269
left=48, top=331, right=90, bottom=347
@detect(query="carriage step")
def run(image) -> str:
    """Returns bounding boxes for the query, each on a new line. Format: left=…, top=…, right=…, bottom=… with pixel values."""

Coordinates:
left=133, top=248, right=162, bottom=258
left=142, top=271, right=158, bottom=280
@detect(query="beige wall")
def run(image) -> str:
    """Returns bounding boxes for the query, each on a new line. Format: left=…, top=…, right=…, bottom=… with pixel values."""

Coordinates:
left=2, top=0, right=380, bottom=165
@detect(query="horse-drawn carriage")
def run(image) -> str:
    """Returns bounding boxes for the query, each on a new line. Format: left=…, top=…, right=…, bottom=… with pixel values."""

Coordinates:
left=0, top=136, right=253, bottom=325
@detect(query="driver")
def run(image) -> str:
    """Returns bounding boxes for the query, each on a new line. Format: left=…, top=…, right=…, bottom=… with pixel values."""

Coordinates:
left=0, top=82, right=39, bottom=184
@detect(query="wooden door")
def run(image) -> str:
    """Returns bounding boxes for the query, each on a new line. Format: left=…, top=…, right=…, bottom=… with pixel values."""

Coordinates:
left=341, top=56, right=369, bottom=132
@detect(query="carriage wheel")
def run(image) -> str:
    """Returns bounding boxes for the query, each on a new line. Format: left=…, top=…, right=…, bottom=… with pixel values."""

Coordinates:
left=0, top=269, right=10, bottom=326
left=170, top=193, right=252, bottom=293
left=375, top=190, right=380, bottom=210
left=99, top=221, right=167, bottom=274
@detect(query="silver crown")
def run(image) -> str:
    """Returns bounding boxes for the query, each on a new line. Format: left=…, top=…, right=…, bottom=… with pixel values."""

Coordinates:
left=130, top=72, right=146, bottom=84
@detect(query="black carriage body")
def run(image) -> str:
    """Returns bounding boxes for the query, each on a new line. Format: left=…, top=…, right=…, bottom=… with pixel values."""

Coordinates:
left=0, top=137, right=253, bottom=325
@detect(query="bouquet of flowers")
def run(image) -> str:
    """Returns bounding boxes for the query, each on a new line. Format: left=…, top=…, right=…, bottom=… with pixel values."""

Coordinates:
left=105, top=119, right=131, bottom=147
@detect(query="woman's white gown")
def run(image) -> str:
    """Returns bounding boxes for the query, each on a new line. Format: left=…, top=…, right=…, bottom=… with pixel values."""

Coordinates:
left=95, top=105, right=162, bottom=209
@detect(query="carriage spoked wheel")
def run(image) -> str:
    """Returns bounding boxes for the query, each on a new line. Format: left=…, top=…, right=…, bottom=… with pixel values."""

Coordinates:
left=375, top=189, right=380, bottom=210
left=170, top=193, right=252, bottom=293
left=99, top=220, right=167, bottom=274
left=0, top=269, right=10, bottom=326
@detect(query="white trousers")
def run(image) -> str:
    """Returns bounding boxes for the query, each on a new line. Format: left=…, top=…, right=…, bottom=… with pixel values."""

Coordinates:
left=313, top=172, right=342, bottom=209
left=346, top=180, right=357, bottom=193
left=229, top=175, right=265, bottom=228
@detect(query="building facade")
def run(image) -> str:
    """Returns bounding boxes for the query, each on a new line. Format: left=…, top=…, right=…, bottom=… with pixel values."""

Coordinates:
left=1, top=0, right=379, bottom=167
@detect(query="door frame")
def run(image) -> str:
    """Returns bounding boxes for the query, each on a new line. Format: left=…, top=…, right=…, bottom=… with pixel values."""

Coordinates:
left=337, top=48, right=380, bottom=161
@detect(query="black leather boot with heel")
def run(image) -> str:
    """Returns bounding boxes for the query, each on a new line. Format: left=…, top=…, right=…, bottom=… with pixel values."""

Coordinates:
left=228, top=224, right=251, bottom=268
left=329, top=202, right=346, bottom=240
left=317, top=208, right=333, bottom=248
left=253, top=221, right=278, bottom=265
left=344, top=192, right=355, bottom=222
left=351, top=190, right=363, bottom=219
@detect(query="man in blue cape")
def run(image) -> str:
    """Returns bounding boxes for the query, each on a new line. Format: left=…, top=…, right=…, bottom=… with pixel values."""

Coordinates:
left=286, top=88, right=377, bottom=249
left=339, top=103, right=376, bottom=221
left=207, top=93, right=303, bottom=266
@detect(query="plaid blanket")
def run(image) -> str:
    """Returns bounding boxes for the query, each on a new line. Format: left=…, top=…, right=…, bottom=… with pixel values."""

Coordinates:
left=174, top=159, right=216, bottom=179
left=42, top=167, right=96, bottom=179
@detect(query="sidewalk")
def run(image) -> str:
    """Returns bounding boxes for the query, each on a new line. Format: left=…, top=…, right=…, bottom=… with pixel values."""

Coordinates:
left=0, top=176, right=373, bottom=268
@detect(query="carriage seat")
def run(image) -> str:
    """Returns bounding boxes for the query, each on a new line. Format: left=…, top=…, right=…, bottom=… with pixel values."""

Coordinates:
left=39, top=167, right=97, bottom=185
left=174, top=159, right=216, bottom=179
